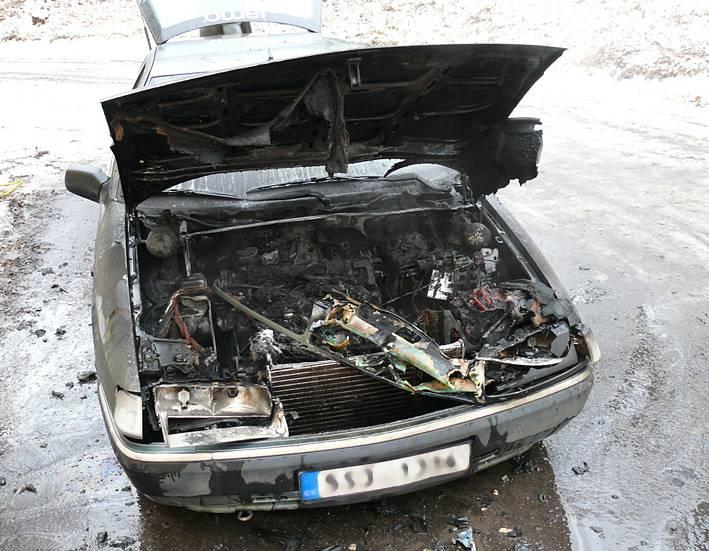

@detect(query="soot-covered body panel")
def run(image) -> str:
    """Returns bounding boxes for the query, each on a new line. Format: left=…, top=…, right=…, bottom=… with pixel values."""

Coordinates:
left=103, top=44, right=563, bottom=207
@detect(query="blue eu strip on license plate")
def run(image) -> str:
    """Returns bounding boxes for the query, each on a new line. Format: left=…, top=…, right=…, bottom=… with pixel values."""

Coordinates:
left=299, top=442, right=471, bottom=501
left=299, top=470, right=321, bottom=500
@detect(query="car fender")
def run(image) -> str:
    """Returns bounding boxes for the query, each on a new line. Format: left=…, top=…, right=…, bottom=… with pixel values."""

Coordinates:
left=92, top=184, right=141, bottom=412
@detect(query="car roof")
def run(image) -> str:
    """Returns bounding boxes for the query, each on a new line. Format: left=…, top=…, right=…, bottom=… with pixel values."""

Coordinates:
left=137, top=0, right=323, bottom=44
left=146, top=32, right=358, bottom=85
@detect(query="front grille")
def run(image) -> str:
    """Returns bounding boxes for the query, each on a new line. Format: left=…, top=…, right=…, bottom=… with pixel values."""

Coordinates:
left=270, top=361, right=455, bottom=436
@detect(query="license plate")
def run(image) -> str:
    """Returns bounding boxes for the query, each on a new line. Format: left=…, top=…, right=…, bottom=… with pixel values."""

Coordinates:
left=299, top=442, right=471, bottom=501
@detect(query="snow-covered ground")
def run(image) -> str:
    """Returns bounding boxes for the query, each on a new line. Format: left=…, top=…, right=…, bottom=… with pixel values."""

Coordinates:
left=1, top=0, right=708, bottom=79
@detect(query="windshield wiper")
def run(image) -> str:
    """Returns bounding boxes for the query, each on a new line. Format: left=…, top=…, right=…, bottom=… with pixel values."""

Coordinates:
left=245, top=175, right=382, bottom=195
left=163, top=188, right=332, bottom=207
left=162, top=187, right=335, bottom=206
left=162, top=189, right=240, bottom=200
left=247, top=188, right=333, bottom=207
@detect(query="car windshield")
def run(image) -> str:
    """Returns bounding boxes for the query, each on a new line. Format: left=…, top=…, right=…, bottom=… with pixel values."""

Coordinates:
left=164, top=161, right=460, bottom=199
left=138, top=0, right=322, bottom=43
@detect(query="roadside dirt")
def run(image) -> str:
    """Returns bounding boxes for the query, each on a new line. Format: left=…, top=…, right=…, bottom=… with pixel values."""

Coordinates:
left=0, top=192, right=50, bottom=328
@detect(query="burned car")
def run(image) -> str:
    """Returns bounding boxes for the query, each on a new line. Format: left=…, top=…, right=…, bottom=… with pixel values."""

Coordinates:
left=65, top=0, right=599, bottom=511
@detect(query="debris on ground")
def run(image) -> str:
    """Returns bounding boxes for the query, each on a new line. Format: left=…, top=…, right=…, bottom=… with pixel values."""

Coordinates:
left=55, top=327, right=66, bottom=338
left=480, top=496, right=493, bottom=511
left=511, top=456, right=537, bottom=474
left=450, top=516, right=476, bottom=550
left=0, top=476, right=6, bottom=486
left=0, top=179, right=25, bottom=199
left=77, top=370, right=97, bottom=384
left=375, top=497, right=397, bottom=516
left=407, top=513, right=427, bottom=533
left=318, top=546, right=344, bottom=551
left=572, top=461, right=590, bottom=475
left=97, top=531, right=108, bottom=544
left=514, top=543, right=533, bottom=551
left=590, top=526, right=604, bottom=534
left=497, top=526, right=523, bottom=539
left=670, top=477, right=685, bottom=487
left=50, top=390, right=64, bottom=399
left=108, top=536, right=136, bottom=548
left=65, top=381, right=74, bottom=388
left=252, top=526, right=302, bottom=551
left=40, top=267, right=54, bottom=275
left=501, top=474, right=510, bottom=483
left=19, top=483, right=37, bottom=494
left=15, top=320, right=36, bottom=332
left=33, top=329, right=46, bottom=337
left=39, top=442, right=47, bottom=448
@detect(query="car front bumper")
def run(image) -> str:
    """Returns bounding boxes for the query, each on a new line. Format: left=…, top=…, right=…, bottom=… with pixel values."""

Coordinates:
left=100, top=365, right=592, bottom=512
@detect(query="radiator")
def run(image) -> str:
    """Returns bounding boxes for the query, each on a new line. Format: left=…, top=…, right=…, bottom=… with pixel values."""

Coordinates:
left=269, top=360, right=455, bottom=436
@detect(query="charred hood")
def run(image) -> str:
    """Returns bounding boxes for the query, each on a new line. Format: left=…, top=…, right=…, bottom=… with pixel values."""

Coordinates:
left=103, top=44, right=564, bottom=207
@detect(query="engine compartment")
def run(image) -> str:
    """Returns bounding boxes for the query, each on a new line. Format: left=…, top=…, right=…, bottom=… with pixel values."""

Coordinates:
left=131, top=206, right=585, bottom=444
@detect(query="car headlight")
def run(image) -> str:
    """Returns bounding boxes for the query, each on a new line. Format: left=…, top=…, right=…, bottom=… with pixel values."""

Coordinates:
left=113, top=389, right=143, bottom=439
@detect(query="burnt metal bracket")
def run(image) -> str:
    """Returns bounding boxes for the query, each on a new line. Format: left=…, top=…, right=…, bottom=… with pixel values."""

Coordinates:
left=347, top=57, right=362, bottom=89
left=212, top=283, right=481, bottom=402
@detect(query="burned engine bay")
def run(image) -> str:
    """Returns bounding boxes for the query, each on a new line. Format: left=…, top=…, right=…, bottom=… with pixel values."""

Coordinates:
left=131, top=205, right=585, bottom=446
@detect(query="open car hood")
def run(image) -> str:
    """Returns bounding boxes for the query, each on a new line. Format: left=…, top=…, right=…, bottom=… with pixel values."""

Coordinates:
left=103, top=44, right=563, bottom=208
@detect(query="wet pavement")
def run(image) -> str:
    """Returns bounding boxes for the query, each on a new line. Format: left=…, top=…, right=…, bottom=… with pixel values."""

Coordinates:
left=498, top=68, right=709, bottom=550
left=1, top=39, right=707, bottom=551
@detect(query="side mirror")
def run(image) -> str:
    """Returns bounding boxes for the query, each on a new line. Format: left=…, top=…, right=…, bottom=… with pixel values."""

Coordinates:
left=65, top=165, right=109, bottom=203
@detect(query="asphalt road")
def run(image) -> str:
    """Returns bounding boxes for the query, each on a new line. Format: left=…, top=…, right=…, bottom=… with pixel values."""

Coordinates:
left=0, top=39, right=707, bottom=551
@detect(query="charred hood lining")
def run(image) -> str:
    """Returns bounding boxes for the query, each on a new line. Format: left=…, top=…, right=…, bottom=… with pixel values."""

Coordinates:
left=104, top=44, right=564, bottom=207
